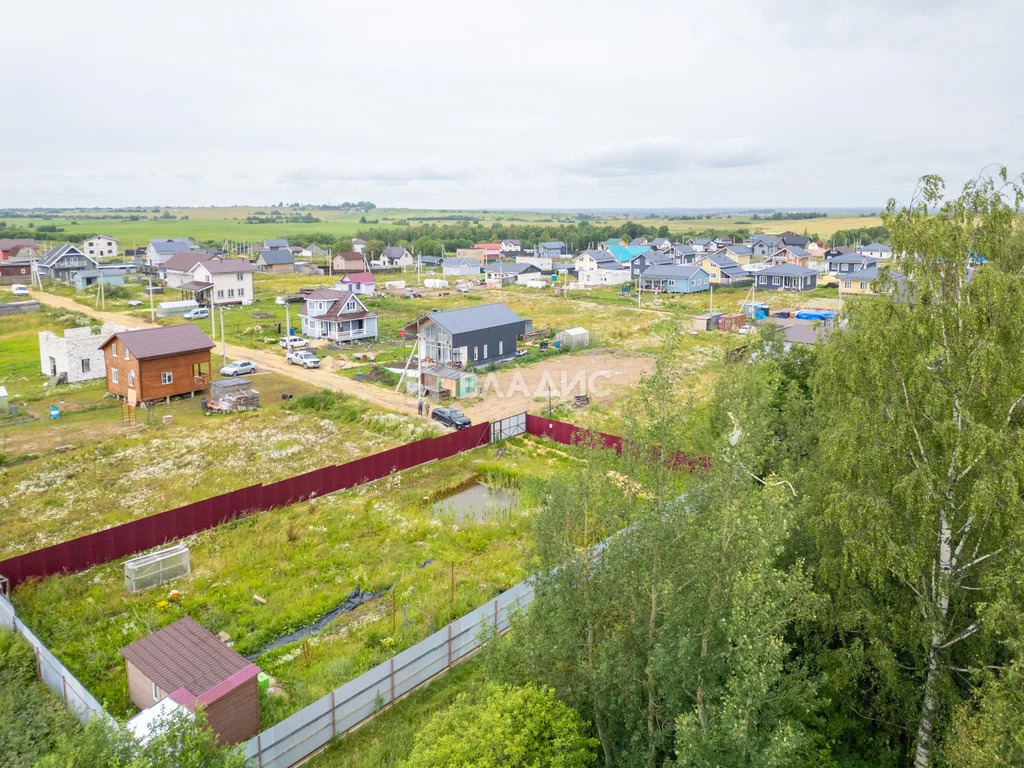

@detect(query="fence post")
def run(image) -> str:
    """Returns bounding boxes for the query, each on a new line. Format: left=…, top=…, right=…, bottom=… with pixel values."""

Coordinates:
left=61, top=673, right=68, bottom=702
left=35, top=646, right=41, bottom=679
left=493, top=600, right=498, bottom=632
left=389, top=658, right=395, bottom=704
left=330, top=690, right=337, bottom=737
left=257, top=733, right=263, bottom=767
left=447, top=623, right=452, bottom=666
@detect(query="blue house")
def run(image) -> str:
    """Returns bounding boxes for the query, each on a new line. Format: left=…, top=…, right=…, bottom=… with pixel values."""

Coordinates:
left=639, top=265, right=711, bottom=294
left=630, top=250, right=672, bottom=279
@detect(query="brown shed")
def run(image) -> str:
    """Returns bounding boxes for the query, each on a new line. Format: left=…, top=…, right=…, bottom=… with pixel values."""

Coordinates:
left=120, top=617, right=261, bottom=745
left=99, top=324, right=215, bottom=403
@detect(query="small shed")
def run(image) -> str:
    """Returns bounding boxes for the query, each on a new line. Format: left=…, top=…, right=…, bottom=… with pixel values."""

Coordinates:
left=157, top=299, right=199, bottom=318
left=208, top=377, right=260, bottom=412
left=421, top=364, right=478, bottom=399
left=691, top=313, right=723, bottom=332
left=0, top=385, right=8, bottom=413
left=556, top=327, right=589, bottom=350
left=120, top=617, right=261, bottom=746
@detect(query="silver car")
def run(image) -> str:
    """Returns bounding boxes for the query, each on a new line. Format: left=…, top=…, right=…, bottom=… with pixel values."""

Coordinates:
left=220, top=360, right=257, bottom=376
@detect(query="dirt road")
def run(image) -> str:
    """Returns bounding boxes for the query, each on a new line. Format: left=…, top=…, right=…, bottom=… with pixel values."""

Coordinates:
left=34, top=292, right=422, bottom=416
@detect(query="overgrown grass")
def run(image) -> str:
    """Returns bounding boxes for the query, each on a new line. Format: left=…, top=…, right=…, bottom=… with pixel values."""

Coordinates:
left=286, top=389, right=438, bottom=440
left=11, top=436, right=561, bottom=725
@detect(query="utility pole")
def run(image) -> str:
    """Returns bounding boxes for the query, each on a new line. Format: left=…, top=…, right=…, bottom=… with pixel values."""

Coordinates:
left=285, top=300, right=291, bottom=337
left=148, top=276, right=156, bottom=322
left=220, top=306, right=227, bottom=366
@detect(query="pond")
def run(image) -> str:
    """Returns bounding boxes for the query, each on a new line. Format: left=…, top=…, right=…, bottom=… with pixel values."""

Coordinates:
left=431, top=481, right=520, bottom=523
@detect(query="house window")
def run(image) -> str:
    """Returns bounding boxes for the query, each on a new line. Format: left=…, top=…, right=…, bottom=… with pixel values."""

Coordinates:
left=128, top=370, right=135, bottom=387
left=483, top=344, right=488, bottom=359
left=844, top=281, right=852, bottom=289
left=860, top=282, right=868, bottom=290
left=473, top=346, right=479, bottom=361
left=111, top=343, right=118, bottom=357
left=111, top=368, right=118, bottom=383
left=217, top=290, right=224, bottom=299
left=498, top=340, right=503, bottom=355
left=161, top=371, right=173, bottom=385
left=227, top=289, right=234, bottom=298
left=238, top=288, right=244, bottom=297
left=236, top=273, right=243, bottom=281
left=152, top=682, right=162, bottom=702
left=124, top=348, right=130, bottom=360
left=81, top=359, right=90, bottom=374
left=772, top=277, right=780, bottom=285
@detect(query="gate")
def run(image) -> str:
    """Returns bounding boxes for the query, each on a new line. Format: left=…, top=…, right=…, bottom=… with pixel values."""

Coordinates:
left=490, top=412, right=526, bottom=442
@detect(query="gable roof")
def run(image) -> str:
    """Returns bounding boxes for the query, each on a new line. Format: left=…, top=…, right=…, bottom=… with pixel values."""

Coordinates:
left=609, top=245, right=651, bottom=262
left=718, top=244, right=753, bottom=257
left=697, top=252, right=741, bottom=269
left=779, top=234, right=811, bottom=247
left=40, top=243, right=95, bottom=267
left=299, top=289, right=374, bottom=320
left=688, top=238, right=712, bottom=246
left=760, top=263, right=818, bottom=277
left=844, top=265, right=880, bottom=281
left=84, top=234, right=117, bottom=243
left=382, top=246, right=410, bottom=259
left=120, top=617, right=256, bottom=705
left=340, top=271, right=375, bottom=283
left=162, top=252, right=207, bottom=272
left=101, top=324, right=215, bottom=360
left=671, top=244, right=697, bottom=255
left=411, top=302, right=527, bottom=336
left=641, top=265, right=706, bottom=280
left=333, top=251, right=363, bottom=262
left=859, top=242, right=892, bottom=252
left=149, top=238, right=194, bottom=255
left=193, top=257, right=255, bottom=275
left=352, top=238, right=366, bottom=245
left=501, top=239, right=522, bottom=246
left=652, top=237, right=671, bottom=247
left=827, top=252, right=877, bottom=265
left=635, top=251, right=673, bottom=266
left=539, top=241, right=565, bottom=248
left=775, top=245, right=810, bottom=259
left=257, top=249, right=295, bottom=265
left=264, top=239, right=289, bottom=248
left=443, top=257, right=482, bottom=268
left=0, top=238, right=37, bottom=250
left=486, top=262, right=539, bottom=274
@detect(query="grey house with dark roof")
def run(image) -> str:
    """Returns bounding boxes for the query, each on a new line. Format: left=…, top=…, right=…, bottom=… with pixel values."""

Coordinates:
left=146, top=238, right=199, bottom=267
left=630, top=249, right=673, bottom=279
left=826, top=252, right=878, bottom=274
left=404, top=302, right=528, bottom=368
left=537, top=241, right=565, bottom=258
left=254, top=248, right=295, bottom=273
left=755, top=263, right=818, bottom=292
left=37, top=244, right=98, bottom=282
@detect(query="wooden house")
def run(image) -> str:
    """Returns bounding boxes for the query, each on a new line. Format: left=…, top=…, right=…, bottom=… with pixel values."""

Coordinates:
left=99, top=324, right=215, bottom=403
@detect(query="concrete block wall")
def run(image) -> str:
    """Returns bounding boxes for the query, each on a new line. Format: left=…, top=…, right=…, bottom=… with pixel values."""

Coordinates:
left=39, top=322, right=125, bottom=382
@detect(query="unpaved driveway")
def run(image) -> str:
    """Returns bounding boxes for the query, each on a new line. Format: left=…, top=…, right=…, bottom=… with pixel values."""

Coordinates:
left=462, top=350, right=652, bottom=420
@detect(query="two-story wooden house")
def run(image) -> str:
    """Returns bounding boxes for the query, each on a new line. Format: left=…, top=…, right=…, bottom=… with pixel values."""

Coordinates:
left=99, top=324, right=215, bottom=403
left=37, top=244, right=98, bottom=283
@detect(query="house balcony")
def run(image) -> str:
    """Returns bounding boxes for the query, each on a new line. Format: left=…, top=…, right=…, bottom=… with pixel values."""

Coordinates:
left=193, top=374, right=211, bottom=390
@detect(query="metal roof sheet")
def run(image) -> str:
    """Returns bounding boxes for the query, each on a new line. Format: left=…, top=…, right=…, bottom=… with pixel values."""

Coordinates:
left=412, top=302, right=526, bottom=336
left=101, top=323, right=215, bottom=360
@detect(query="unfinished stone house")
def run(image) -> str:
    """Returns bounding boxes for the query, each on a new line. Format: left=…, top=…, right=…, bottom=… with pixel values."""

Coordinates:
left=39, top=322, right=125, bottom=383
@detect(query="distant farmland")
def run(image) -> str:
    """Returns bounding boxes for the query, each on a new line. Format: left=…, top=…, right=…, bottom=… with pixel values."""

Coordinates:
left=1, top=206, right=884, bottom=247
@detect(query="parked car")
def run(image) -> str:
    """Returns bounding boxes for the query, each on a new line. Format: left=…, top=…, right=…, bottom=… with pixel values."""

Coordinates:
left=127, top=300, right=143, bottom=307
left=183, top=307, right=209, bottom=320
left=10, top=284, right=29, bottom=297
left=286, top=350, right=320, bottom=368
left=431, top=407, right=471, bottom=430
left=220, top=360, right=257, bottom=376
left=456, top=284, right=470, bottom=294
left=278, top=335, right=306, bottom=349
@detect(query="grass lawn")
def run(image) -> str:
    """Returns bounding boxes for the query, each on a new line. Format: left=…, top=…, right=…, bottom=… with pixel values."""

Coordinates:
left=0, top=382, right=435, bottom=558
left=10, top=435, right=563, bottom=725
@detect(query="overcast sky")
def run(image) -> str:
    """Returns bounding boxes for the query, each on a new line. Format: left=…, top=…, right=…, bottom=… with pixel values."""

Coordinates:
left=3, top=0, right=1020, bottom=210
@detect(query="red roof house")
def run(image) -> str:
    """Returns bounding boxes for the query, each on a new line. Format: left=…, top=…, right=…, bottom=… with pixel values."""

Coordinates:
left=120, top=617, right=261, bottom=745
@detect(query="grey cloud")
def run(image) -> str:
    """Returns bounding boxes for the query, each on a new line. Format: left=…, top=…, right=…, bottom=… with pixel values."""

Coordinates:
left=558, top=137, right=775, bottom=178
left=280, top=160, right=465, bottom=187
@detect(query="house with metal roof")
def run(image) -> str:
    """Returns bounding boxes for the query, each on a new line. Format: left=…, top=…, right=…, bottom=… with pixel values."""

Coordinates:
left=380, top=246, right=414, bottom=267
left=37, top=243, right=99, bottom=282
left=779, top=234, right=812, bottom=248
left=146, top=238, right=199, bottom=267
left=770, top=246, right=812, bottom=268
left=442, top=257, right=483, bottom=277
left=629, top=249, right=673, bottom=279
left=500, top=239, right=522, bottom=252
left=254, top=248, right=295, bottom=273
left=686, top=237, right=715, bottom=253
left=839, top=265, right=884, bottom=296
left=574, top=249, right=617, bottom=272
left=485, top=262, right=541, bottom=284
left=605, top=237, right=627, bottom=249
left=537, top=241, right=565, bottom=258
left=858, top=242, right=893, bottom=259
left=670, top=243, right=699, bottom=264
left=263, top=238, right=289, bottom=249
left=629, top=237, right=649, bottom=247
left=609, top=244, right=651, bottom=263
left=693, top=252, right=753, bottom=285
left=750, top=235, right=781, bottom=262
left=337, top=271, right=376, bottom=295
left=826, top=252, right=878, bottom=274
left=403, top=303, right=528, bottom=371
left=120, top=617, right=261, bottom=745
left=652, top=237, right=672, bottom=251
left=99, top=324, right=215, bottom=403
left=299, top=288, right=377, bottom=341
left=0, top=237, right=37, bottom=260
left=714, top=244, right=755, bottom=265
left=639, top=265, right=711, bottom=294
left=755, top=263, right=819, bottom=292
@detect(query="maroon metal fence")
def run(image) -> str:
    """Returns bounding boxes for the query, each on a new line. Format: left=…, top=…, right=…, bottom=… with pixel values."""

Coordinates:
left=524, top=414, right=711, bottom=471
left=0, top=422, right=489, bottom=588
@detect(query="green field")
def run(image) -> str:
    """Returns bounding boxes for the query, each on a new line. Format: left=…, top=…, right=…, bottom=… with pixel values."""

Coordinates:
left=3, top=206, right=883, bottom=249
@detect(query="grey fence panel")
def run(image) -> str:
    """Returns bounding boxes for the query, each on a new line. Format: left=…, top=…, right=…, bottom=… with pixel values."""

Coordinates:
left=242, top=576, right=538, bottom=767
left=0, top=593, right=109, bottom=727
left=490, top=412, right=527, bottom=442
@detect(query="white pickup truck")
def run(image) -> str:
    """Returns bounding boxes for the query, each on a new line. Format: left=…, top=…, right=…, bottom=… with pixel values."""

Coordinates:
left=286, top=349, right=321, bottom=368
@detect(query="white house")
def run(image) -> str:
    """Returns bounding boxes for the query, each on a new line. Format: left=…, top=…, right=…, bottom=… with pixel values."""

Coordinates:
left=381, top=246, right=414, bottom=267
left=574, top=249, right=615, bottom=272
left=515, top=254, right=552, bottom=271
left=352, top=238, right=367, bottom=255
left=189, top=258, right=255, bottom=307
left=146, top=238, right=198, bottom=267
left=39, top=322, right=125, bottom=382
left=299, top=288, right=378, bottom=342
left=161, top=252, right=208, bottom=288
left=485, top=262, right=541, bottom=284
left=858, top=242, right=893, bottom=260
left=500, top=239, right=522, bottom=252
left=442, top=257, right=483, bottom=277
left=575, top=263, right=631, bottom=287
left=336, top=271, right=376, bottom=295
left=83, top=235, right=119, bottom=259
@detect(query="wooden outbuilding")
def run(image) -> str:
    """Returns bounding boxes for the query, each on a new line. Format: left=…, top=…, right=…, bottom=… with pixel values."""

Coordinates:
left=120, top=617, right=261, bottom=745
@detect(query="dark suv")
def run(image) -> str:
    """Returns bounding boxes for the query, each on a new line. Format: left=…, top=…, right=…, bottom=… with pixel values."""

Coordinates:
left=431, top=407, right=471, bottom=430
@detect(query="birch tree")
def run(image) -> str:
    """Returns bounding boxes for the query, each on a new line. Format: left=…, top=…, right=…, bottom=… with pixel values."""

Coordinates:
left=812, top=170, right=1024, bottom=768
